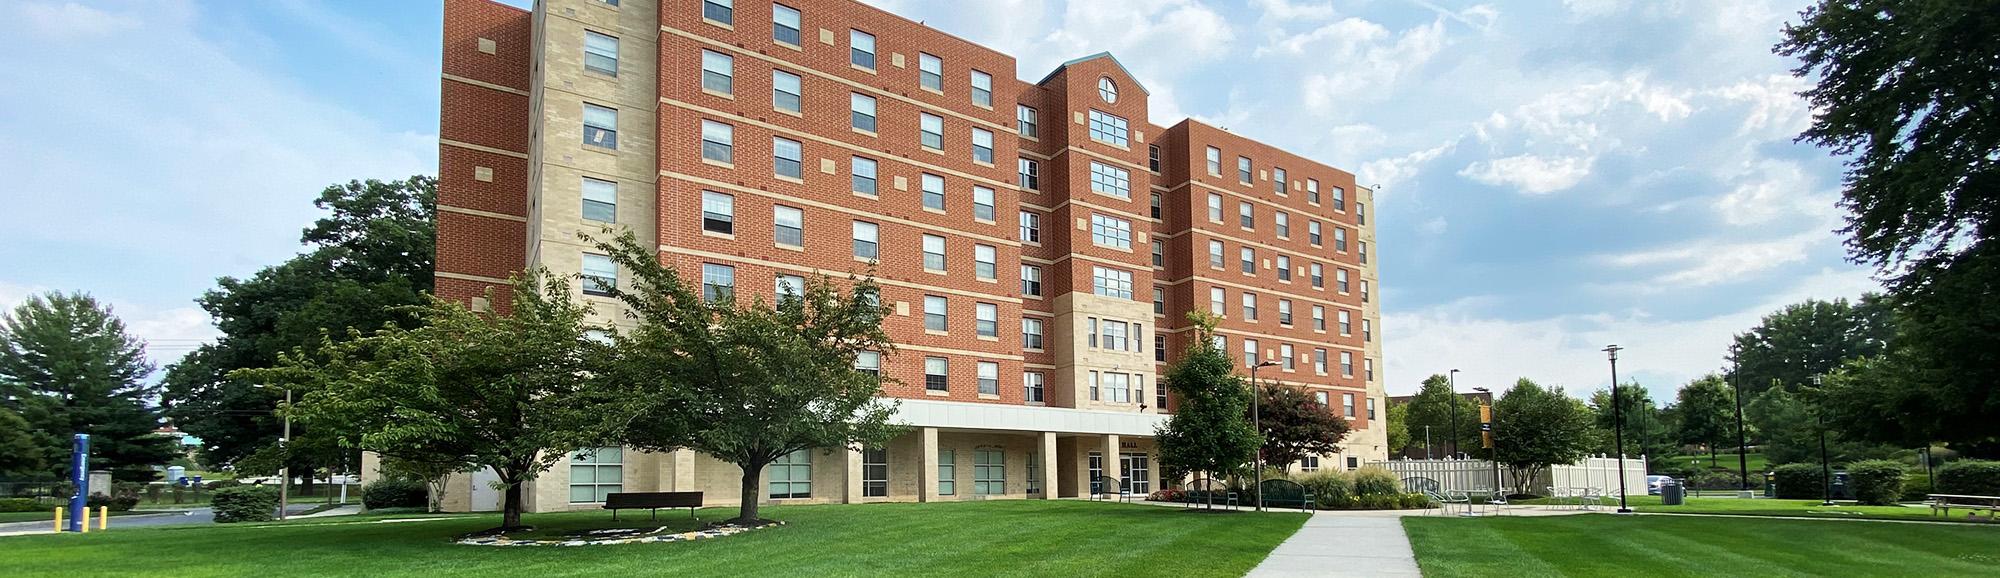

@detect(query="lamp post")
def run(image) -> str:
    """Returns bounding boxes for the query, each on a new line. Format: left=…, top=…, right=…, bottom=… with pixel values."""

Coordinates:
left=1474, top=386, right=1500, bottom=497
left=1424, top=426, right=1433, bottom=460
left=1729, top=354, right=1750, bottom=494
left=1813, top=375, right=1835, bottom=506
left=256, top=384, right=292, bottom=521
left=1448, top=369, right=1460, bottom=458
left=1250, top=359, right=1281, bottom=512
left=1604, top=345, right=1632, bottom=513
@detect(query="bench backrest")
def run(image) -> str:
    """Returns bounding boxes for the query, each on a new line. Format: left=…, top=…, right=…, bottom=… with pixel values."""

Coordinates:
left=604, top=492, right=702, bottom=508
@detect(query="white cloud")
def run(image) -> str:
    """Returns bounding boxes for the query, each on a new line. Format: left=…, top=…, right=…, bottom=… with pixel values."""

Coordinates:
left=1709, top=74, right=1816, bottom=137
left=1459, top=154, right=1595, bottom=194
left=1359, top=139, right=1458, bottom=192
left=1249, top=0, right=1336, bottom=21
left=1418, top=217, right=1449, bottom=236
left=16, top=1, right=142, bottom=38
left=1284, top=19, right=1447, bottom=113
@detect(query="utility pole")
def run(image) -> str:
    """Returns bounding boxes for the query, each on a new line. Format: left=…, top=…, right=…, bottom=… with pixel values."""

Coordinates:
left=1813, top=375, right=1834, bottom=506
left=1249, top=359, right=1280, bottom=512
left=1729, top=355, right=1750, bottom=495
left=1604, top=345, right=1631, bottom=514
left=1448, top=369, right=1460, bottom=458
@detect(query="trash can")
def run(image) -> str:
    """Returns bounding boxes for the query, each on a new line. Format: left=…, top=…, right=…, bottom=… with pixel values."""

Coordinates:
left=1661, top=481, right=1684, bottom=505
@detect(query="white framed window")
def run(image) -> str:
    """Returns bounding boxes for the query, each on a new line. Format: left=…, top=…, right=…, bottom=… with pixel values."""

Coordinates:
left=769, top=449, right=811, bottom=499
left=974, top=244, right=996, bottom=280
left=1018, top=158, right=1039, bottom=190
left=1281, top=343, right=1295, bottom=370
left=584, top=31, right=619, bottom=75
left=850, top=29, right=876, bottom=69
left=1209, top=240, right=1225, bottom=269
left=1243, top=339, right=1259, bottom=368
left=1099, top=319, right=1129, bottom=351
left=1021, top=265, right=1042, bottom=296
left=701, top=263, right=735, bottom=302
left=1092, top=266, right=1134, bottom=299
left=1089, top=162, right=1130, bottom=199
left=700, top=119, right=732, bottom=163
left=1024, top=371, right=1045, bottom=402
left=924, top=295, right=948, bottom=331
left=1239, top=201, right=1254, bottom=228
left=1149, top=144, right=1161, bottom=172
left=1210, top=287, right=1225, bottom=314
left=772, top=3, right=801, bottom=45
left=1366, top=358, right=1375, bottom=381
left=851, top=156, right=877, bottom=195
left=1309, top=221, right=1323, bottom=246
left=1017, top=105, right=1038, bottom=138
left=1241, top=247, right=1256, bottom=274
left=775, top=273, right=805, bottom=301
left=1276, top=211, right=1291, bottom=238
left=925, top=357, right=949, bottom=391
left=1344, top=393, right=1356, bottom=417
left=1363, top=319, right=1373, bottom=342
left=1019, top=211, right=1040, bottom=243
left=1339, top=310, right=1352, bottom=336
left=1105, top=371, right=1131, bottom=403
left=568, top=447, right=622, bottom=503
left=1334, top=186, right=1347, bottom=211
left=1313, top=305, right=1326, bottom=331
left=922, top=173, right=945, bottom=210
left=1315, top=349, right=1328, bottom=374
left=920, top=113, right=944, bottom=149
left=919, top=52, right=942, bottom=91
left=1302, top=454, right=1320, bottom=473
left=1153, top=286, right=1165, bottom=314
left=1152, top=239, right=1165, bottom=267
left=1022, top=318, right=1045, bottom=350
left=1279, top=299, right=1293, bottom=325
left=973, top=187, right=995, bottom=221
left=1368, top=397, right=1378, bottom=419
left=1362, top=279, right=1371, bottom=302
left=1238, top=156, right=1252, bottom=183
left=584, top=103, right=618, bottom=149
left=1207, top=193, right=1223, bottom=222
left=772, top=136, right=803, bottom=179
left=977, top=361, right=999, bottom=395
left=922, top=234, right=946, bottom=271
left=1311, top=263, right=1324, bottom=288
left=1308, top=178, right=1321, bottom=204
left=1336, top=227, right=1349, bottom=252
left=772, top=69, right=801, bottom=113
left=701, top=190, right=734, bottom=234
left=851, top=92, right=877, bottom=132
left=1337, top=268, right=1351, bottom=293
left=1277, top=255, right=1292, bottom=282
left=971, top=70, right=992, bottom=107
left=1206, top=146, right=1221, bottom=176
left=1151, top=192, right=1162, bottom=219
left=1091, top=214, right=1133, bottom=249
left=852, top=220, right=879, bottom=259
left=774, top=205, right=803, bottom=247
left=976, top=303, right=997, bottom=338
left=1341, top=351, right=1354, bottom=377
left=972, top=128, right=993, bottom=163
left=1274, top=167, right=1287, bottom=195
left=1359, top=241, right=1369, bottom=264
left=856, top=351, right=881, bottom=376
left=582, top=253, right=616, bottom=296
left=703, top=0, right=733, bottom=24
left=1088, top=110, right=1129, bottom=147
left=1241, top=292, right=1258, bottom=320
left=1358, top=202, right=1367, bottom=225
left=581, top=177, right=616, bottom=223
left=701, top=50, right=733, bottom=94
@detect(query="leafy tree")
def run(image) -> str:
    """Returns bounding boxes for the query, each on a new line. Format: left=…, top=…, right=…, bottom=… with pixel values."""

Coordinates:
left=1401, top=375, right=1480, bottom=458
left=1745, top=385, right=1890, bottom=467
left=0, top=404, right=46, bottom=478
left=0, top=292, right=179, bottom=481
left=162, top=176, right=435, bottom=483
left=379, top=456, right=473, bottom=513
left=1250, top=382, right=1351, bottom=470
left=1780, top=1, right=2000, bottom=454
left=1676, top=375, right=1737, bottom=466
left=237, top=270, right=611, bottom=530
left=1156, top=311, right=1259, bottom=483
left=1726, top=296, right=1893, bottom=397
left=590, top=231, right=900, bottom=524
left=1587, top=383, right=1666, bottom=460
left=1492, top=379, right=1595, bottom=495
left=1385, top=402, right=1411, bottom=456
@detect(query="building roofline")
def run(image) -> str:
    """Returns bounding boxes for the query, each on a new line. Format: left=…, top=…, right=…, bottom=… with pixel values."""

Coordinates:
left=1034, top=52, right=1151, bottom=95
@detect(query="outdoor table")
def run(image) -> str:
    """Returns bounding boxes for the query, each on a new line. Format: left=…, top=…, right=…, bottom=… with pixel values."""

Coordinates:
left=1927, top=494, right=2000, bottom=519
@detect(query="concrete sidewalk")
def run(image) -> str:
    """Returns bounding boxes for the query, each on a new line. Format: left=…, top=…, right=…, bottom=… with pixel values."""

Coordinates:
left=1247, top=513, right=1421, bottom=577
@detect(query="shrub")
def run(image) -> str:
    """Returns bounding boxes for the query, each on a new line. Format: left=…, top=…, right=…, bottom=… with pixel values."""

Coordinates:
left=1146, top=489, right=1184, bottom=503
left=1401, top=492, right=1437, bottom=509
left=1296, top=470, right=1354, bottom=510
left=0, top=498, right=47, bottom=512
left=1845, top=460, right=1907, bottom=505
left=86, top=494, right=140, bottom=512
left=1352, top=466, right=1400, bottom=497
left=1936, top=460, right=2000, bottom=497
left=362, top=478, right=429, bottom=510
left=1772, top=463, right=1825, bottom=499
left=212, top=486, right=278, bottom=523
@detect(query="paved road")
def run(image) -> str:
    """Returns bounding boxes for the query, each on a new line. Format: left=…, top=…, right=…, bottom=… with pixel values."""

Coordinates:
left=0, top=504, right=331, bottom=534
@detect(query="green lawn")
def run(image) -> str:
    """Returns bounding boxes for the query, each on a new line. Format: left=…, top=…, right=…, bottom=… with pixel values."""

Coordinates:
left=0, top=500, right=1306, bottom=577
left=1597, top=495, right=1990, bottom=524
left=1406, top=513, right=2000, bottom=577
left=0, top=510, right=175, bottom=524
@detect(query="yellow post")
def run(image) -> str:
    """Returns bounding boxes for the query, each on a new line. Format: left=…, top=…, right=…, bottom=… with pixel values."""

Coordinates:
left=79, top=506, right=89, bottom=533
left=53, top=507, right=63, bottom=533
left=98, top=506, right=108, bottom=530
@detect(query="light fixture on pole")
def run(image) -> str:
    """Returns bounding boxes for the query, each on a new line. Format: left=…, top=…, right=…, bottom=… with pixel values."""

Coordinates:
left=1604, top=344, right=1632, bottom=514
left=1250, top=359, right=1280, bottom=512
left=1813, top=374, right=1835, bottom=506
left=1473, top=386, right=1500, bottom=498
left=1729, top=351, right=1751, bottom=496
left=1448, top=369, right=1460, bottom=458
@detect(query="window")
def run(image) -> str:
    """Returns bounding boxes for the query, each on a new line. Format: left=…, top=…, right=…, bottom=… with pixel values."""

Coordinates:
left=1241, top=293, right=1258, bottom=320
left=1210, top=287, right=1225, bottom=314
left=851, top=93, right=877, bottom=132
left=1309, top=221, right=1323, bottom=246
left=1281, top=343, right=1295, bottom=370
left=1207, top=193, right=1223, bottom=222
left=1020, top=265, right=1042, bottom=296
left=973, top=187, right=995, bottom=221
left=856, top=351, right=880, bottom=376
left=1343, top=393, right=1356, bottom=417
left=772, top=3, right=800, bottom=45
left=1150, top=192, right=1162, bottom=219
left=1104, top=372, right=1131, bottom=403
left=1099, top=320, right=1129, bottom=351
left=919, top=53, right=942, bottom=91
left=1087, top=318, right=1097, bottom=349
left=925, top=357, right=948, bottom=391
left=584, top=103, right=618, bottom=149
left=1152, top=287, right=1165, bottom=314
left=971, top=70, right=992, bottom=108
left=1307, top=179, right=1321, bottom=204
left=581, top=177, right=616, bottom=223
left=920, top=113, right=943, bottom=149
left=1243, top=339, right=1259, bottom=368
left=1091, top=214, right=1133, bottom=249
left=769, top=449, right=811, bottom=499
left=1362, top=280, right=1371, bottom=302
left=850, top=29, right=875, bottom=69
left=921, top=174, right=945, bottom=210
left=1302, top=455, right=1320, bottom=473
left=568, top=447, right=622, bottom=503
left=1339, top=310, right=1352, bottom=335
left=1087, top=110, right=1130, bottom=147
left=773, top=205, right=803, bottom=247
left=1151, top=240, right=1165, bottom=267
left=938, top=449, right=955, bottom=494
left=1206, top=146, right=1221, bottom=176
left=972, top=448, right=1004, bottom=495
left=701, top=191, right=734, bottom=234
left=583, top=253, right=616, bottom=295
left=775, top=274, right=804, bottom=302
left=1335, top=227, right=1349, bottom=252
left=1368, top=397, right=1378, bottom=419
left=1148, top=144, right=1161, bottom=172
left=1277, top=255, right=1292, bottom=281
left=1316, top=392, right=1330, bottom=407
left=1099, top=76, right=1118, bottom=102
left=1024, top=371, right=1045, bottom=402
left=1279, top=299, right=1293, bottom=325
left=1022, top=318, right=1044, bottom=350
left=972, top=128, right=993, bottom=164
left=700, top=50, right=733, bottom=94
left=1365, top=358, right=1375, bottom=381
left=1238, top=156, right=1253, bottom=183
left=1018, top=158, right=1039, bottom=189
left=1337, top=268, right=1351, bottom=293
left=1363, top=319, right=1373, bottom=342
left=1239, top=202, right=1254, bottom=228
left=772, top=69, right=801, bottom=113
left=1089, top=162, right=1130, bottom=198
left=1092, top=267, right=1134, bottom=299
left=1274, top=168, right=1287, bottom=195
left=974, top=244, right=996, bottom=280
left=1017, top=105, right=1038, bottom=138
left=1359, top=241, right=1369, bottom=264
left=703, top=0, right=732, bottom=25
left=921, top=234, right=947, bottom=271
left=702, top=263, right=735, bottom=302
left=1155, top=334, right=1168, bottom=363
left=1209, top=240, right=1225, bottom=268
left=977, top=361, right=999, bottom=395
left=773, top=136, right=803, bottom=179
left=1241, top=247, right=1256, bottom=274
left=1357, top=202, right=1367, bottom=225
left=1311, top=263, right=1324, bottom=289
left=1212, top=334, right=1227, bottom=351
left=862, top=447, right=887, bottom=497
left=924, top=295, right=947, bottom=331
left=851, top=156, right=877, bottom=194
left=1332, top=186, right=1346, bottom=211
left=700, top=119, right=732, bottom=163
left=1314, top=349, right=1328, bottom=374
left=852, top=221, right=879, bottom=259
left=1019, top=211, right=1040, bottom=243
left=1340, top=351, right=1354, bottom=377
left=584, top=31, right=618, bottom=75
left=1313, top=305, right=1326, bottom=331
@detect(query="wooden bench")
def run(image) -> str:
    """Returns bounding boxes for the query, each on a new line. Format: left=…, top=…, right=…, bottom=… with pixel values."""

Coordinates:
left=1928, top=494, right=2000, bottom=520
left=603, top=491, right=702, bottom=521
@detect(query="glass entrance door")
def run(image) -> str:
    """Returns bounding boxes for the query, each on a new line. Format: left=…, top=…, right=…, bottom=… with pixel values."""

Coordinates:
left=1121, top=453, right=1151, bottom=494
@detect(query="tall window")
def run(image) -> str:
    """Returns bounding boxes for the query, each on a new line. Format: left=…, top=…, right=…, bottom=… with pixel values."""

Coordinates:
left=1238, top=156, right=1253, bottom=183
left=856, top=351, right=880, bottom=376
left=1311, top=263, right=1324, bottom=289
left=919, top=53, right=942, bottom=91
left=1363, top=319, right=1373, bottom=342
left=1206, top=146, right=1221, bottom=176
left=920, top=113, right=943, bottom=149
left=974, top=244, right=996, bottom=280
left=1362, top=280, right=1371, bottom=302
left=1335, top=227, right=1349, bottom=252
left=1153, top=287, right=1165, bottom=314
left=1239, top=201, right=1254, bottom=228
left=1279, top=299, right=1293, bottom=325
left=1357, top=202, right=1367, bottom=225
left=1152, top=240, right=1165, bottom=267
left=938, top=449, right=956, bottom=495
left=700, top=119, right=732, bottom=163
left=1315, top=349, right=1328, bottom=374
left=1207, top=193, right=1223, bottom=222
left=1359, top=241, right=1369, bottom=264
left=1019, top=211, right=1040, bottom=243
left=773, top=205, right=803, bottom=247
left=1276, top=211, right=1291, bottom=238
left=702, top=0, right=732, bottom=25
left=584, top=31, right=618, bottom=75
left=849, top=29, right=876, bottom=69
left=772, top=136, right=803, bottom=179
left=1274, top=167, right=1287, bottom=195
left=921, top=174, right=945, bottom=210
left=851, top=156, right=877, bottom=195
left=971, top=70, right=993, bottom=107
left=702, top=263, right=735, bottom=302
left=1241, top=293, right=1257, bottom=320
left=1343, top=393, right=1356, bottom=417
left=1277, top=255, right=1292, bottom=282
left=701, top=190, right=734, bottom=234
left=582, top=253, right=616, bottom=295
left=1017, top=105, right=1038, bottom=138
left=700, top=50, right=733, bottom=94
left=1243, top=339, right=1259, bottom=368
left=1339, top=310, right=1352, bottom=335
left=862, top=447, right=887, bottom=497
left=1280, top=344, right=1295, bottom=370
left=1209, top=240, right=1225, bottom=269
left=973, top=187, right=995, bottom=221
left=1018, top=158, right=1039, bottom=189
left=1340, top=351, right=1354, bottom=377
left=769, top=449, right=811, bottom=499
left=584, top=103, right=618, bottom=149
left=977, top=362, right=999, bottom=395
left=852, top=221, right=878, bottom=259
left=568, top=447, right=622, bottom=503
left=1155, top=334, right=1167, bottom=363
left=972, top=448, right=1004, bottom=495
left=1022, top=318, right=1044, bottom=350
left=1089, top=162, right=1130, bottom=198
left=1313, top=305, right=1326, bottom=331
left=1333, top=186, right=1346, bottom=211
left=772, top=3, right=800, bottom=45
left=1021, top=265, right=1042, bottom=296
left=1087, top=110, right=1129, bottom=146
left=1210, top=287, right=1225, bottom=314
left=581, top=177, right=616, bottom=223
left=1366, top=358, right=1376, bottom=381
left=1092, top=267, right=1134, bottom=299
left=851, top=93, right=877, bottom=132
left=1091, top=214, right=1132, bottom=249
left=1308, top=179, right=1321, bottom=205
left=1309, top=221, right=1323, bottom=245
left=1149, top=144, right=1161, bottom=172
left=922, top=234, right=946, bottom=271
left=972, top=128, right=994, bottom=164
left=1368, top=397, right=1378, bottom=419
left=925, top=357, right=949, bottom=391
left=772, top=69, right=801, bottom=113
left=1241, top=247, right=1256, bottom=274
left=1024, top=371, right=1045, bottom=402
left=1150, top=192, right=1162, bottom=219
left=1337, top=268, right=1351, bottom=293
left=775, top=274, right=804, bottom=302
left=924, top=295, right=948, bottom=332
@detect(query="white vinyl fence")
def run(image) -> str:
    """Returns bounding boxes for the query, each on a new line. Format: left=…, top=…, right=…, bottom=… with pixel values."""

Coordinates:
left=1367, top=455, right=1648, bottom=496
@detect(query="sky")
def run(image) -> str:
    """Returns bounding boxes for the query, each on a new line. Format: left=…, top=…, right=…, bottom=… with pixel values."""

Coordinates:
left=0, top=0, right=1878, bottom=404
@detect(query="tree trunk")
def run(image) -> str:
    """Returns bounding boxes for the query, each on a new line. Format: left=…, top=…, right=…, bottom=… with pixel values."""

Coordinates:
left=733, top=465, right=762, bottom=524
left=502, top=479, right=524, bottom=529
